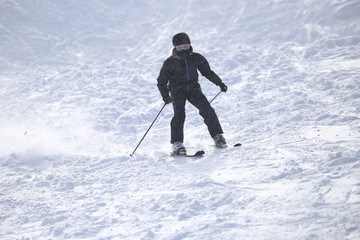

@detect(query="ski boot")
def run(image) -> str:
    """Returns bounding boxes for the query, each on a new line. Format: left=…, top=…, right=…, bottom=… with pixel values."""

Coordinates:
left=213, top=134, right=227, bottom=148
left=172, top=142, right=187, bottom=156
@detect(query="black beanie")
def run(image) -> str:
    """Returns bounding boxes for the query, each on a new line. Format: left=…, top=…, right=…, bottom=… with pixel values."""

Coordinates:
left=172, top=32, right=191, bottom=46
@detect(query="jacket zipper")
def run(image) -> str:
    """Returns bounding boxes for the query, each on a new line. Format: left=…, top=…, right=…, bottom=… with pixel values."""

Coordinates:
left=184, top=59, right=189, bottom=92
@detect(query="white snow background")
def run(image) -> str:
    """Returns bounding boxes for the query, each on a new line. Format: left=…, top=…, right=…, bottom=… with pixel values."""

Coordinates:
left=1, top=0, right=360, bottom=239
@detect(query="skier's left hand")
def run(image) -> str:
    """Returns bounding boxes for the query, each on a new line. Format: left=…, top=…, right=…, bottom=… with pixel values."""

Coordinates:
left=219, top=82, right=228, bottom=92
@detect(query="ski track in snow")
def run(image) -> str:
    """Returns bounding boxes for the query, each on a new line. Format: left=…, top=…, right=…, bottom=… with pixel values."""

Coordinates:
left=1, top=0, right=360, bottom=239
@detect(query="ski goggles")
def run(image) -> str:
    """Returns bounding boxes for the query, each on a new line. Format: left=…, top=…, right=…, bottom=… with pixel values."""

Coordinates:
left=175, top=44, right=191, bottom=51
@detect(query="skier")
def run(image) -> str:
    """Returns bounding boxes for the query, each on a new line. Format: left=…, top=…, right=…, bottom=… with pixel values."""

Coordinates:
left=157, top=32, right=228, bottom=155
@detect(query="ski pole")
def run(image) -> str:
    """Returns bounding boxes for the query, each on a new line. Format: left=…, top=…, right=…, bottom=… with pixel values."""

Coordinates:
left=130, top=103, right=167, bottom=157
left=209, top=90, right=222, bottom=104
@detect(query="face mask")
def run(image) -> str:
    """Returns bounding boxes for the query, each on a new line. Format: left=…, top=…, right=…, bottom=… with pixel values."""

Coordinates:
left=179, top=49, right=190, bottom=58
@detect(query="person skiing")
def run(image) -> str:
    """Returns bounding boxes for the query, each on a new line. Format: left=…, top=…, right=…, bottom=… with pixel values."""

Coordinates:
left=157, top=32, right=228, bottom=155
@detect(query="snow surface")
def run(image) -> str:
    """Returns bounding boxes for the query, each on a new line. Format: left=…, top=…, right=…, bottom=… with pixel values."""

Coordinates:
left=1, top=0, right=360, bottom=239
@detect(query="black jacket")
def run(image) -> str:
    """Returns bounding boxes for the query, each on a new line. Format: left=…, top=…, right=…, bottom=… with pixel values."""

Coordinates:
left=157, top=47, right=222, bottom=100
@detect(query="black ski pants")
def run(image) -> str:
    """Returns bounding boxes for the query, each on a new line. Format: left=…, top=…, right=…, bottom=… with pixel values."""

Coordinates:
left=170, top=90, right=223, bottom=144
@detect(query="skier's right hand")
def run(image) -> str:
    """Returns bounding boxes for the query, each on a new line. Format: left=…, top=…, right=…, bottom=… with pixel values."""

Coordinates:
left=163, top=95, right=172, bottom=104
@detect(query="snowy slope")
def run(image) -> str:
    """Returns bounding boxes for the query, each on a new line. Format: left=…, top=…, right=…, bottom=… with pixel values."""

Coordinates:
left=1, top=0, right=360, bottom=239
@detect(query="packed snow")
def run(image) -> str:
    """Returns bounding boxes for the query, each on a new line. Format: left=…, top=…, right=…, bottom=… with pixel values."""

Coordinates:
left=1, top=0, right=360, bottom=239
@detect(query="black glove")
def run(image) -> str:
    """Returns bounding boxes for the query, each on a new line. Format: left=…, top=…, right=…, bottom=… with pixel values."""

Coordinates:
left=219, top=82, right=228, bottom=92
left=163, top=95, right=172, bottom=104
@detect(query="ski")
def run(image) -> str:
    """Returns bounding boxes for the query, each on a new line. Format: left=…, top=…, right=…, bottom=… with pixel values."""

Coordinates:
left=171, top=150, right=205, bottom=158
left=215, top=143, right=242, bottom=149
left=215, top=143, right=242, bottom=148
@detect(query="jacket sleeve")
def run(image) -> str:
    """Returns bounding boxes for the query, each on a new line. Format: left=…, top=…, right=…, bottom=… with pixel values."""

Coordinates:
left=157, top=59, right=171, bottom=100
left=196, top=54, right=222, bottom=86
